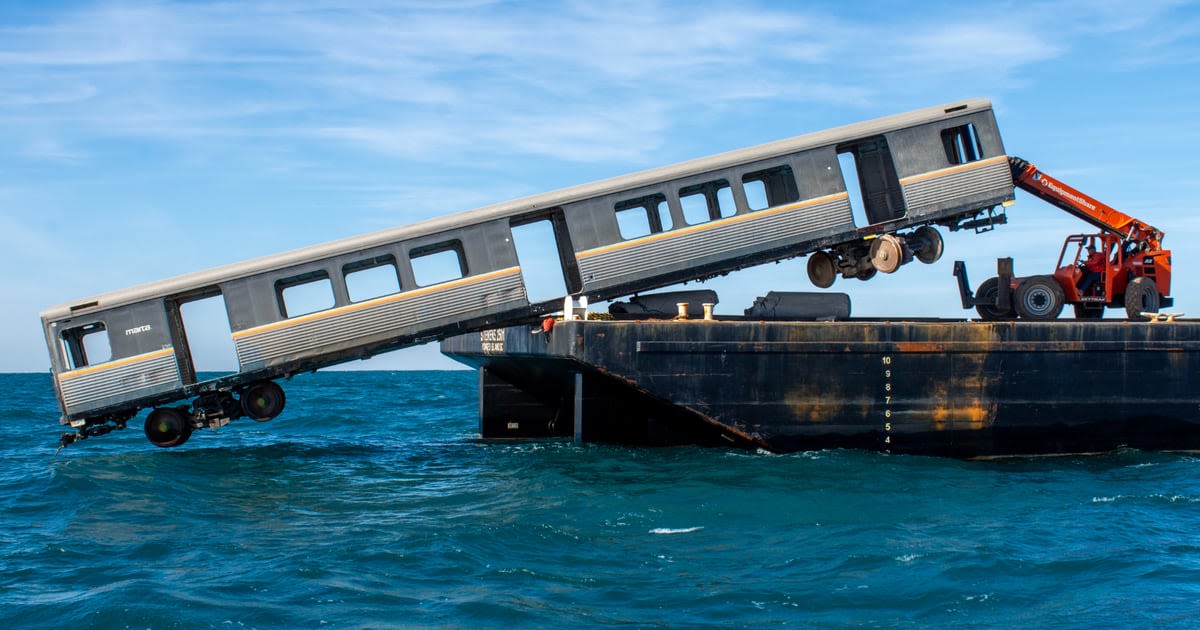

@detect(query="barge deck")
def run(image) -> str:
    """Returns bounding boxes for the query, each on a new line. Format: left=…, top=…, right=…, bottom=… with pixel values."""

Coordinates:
left=440, top=317, right=1200, bottom=458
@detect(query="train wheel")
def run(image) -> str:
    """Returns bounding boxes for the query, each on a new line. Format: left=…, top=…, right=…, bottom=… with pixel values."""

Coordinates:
left=806, top=251, right=837, bottom=288
left=1073, top=303, right=1105, bottom=320
left=855, top=267, right=877, bottom=281
left=869, top=235, right=903, bottom=274
left=913, top=226, right=943, bottom=264
left=975, top=276, right=1015, bottom=321
left=241, top=380, right=286, bottom=422
left=145, top=408, right=193, bottom=448
left=1015, top=276, right=1064, bottom=321
left=1124, top=277, right=1160, bottom=319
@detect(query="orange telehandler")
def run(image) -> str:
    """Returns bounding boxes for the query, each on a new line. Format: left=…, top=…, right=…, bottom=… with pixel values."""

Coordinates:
left=955, top=157, right=1172, bottom=320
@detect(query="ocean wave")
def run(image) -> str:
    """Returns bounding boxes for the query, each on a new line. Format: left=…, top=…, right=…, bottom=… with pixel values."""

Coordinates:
left=1092, top=494, right=1200, bottom=504
left=648, top=527, right=704, bottom=535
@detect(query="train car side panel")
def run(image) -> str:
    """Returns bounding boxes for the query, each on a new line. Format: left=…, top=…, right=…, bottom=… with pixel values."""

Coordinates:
left=233, top=267, right=525, bottom=370
left=223, top=220, right=529, bottom=371
left=576, top=193, right=853, bottom=288
left=899, top=156, right=1012, bottom=217
left=571, top=148, right=857, bottom=293
left=58, top=348, right=181, bottom=418
left=50, top=301, right=182, bottom=420
left=889, top=111, right=1014, bottom=219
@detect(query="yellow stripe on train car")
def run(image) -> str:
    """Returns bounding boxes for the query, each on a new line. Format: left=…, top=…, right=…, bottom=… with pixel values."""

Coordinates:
left=58, top=347, right=176, bottom=380
left=898, top=155, right=1009, bottom=186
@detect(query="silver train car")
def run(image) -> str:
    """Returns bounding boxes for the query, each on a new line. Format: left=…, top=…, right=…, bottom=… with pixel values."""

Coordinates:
left=41, top=98, right=1015, bottom=447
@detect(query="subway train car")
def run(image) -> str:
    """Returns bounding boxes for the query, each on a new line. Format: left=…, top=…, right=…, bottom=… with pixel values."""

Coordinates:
left=41, top=98, right=1014, bottom=447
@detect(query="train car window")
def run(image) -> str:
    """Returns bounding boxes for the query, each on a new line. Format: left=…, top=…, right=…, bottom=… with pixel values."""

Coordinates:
left=742, top=165, right=800, bottom=211
left=716, top=186, right=736, bottom=218
left=277, top=271, right=335, bottom=318
left=679, top=189, right=710, bottom=225
left=614, top=193, right=671, bottom=240
left=344, top=255, right=401, bottom=302
left=61, top=322, right=111, bottom=369
left=411, top=242, right=466, bottom=287
left=679, top=179, right=734, bottom=225
left=743, top=179, right=769, bottom=212
left=941, top=123, right=983, bottom=165
left=615, top=206, right=652, bottom=239
left=81, top=325, right=112, bottom=365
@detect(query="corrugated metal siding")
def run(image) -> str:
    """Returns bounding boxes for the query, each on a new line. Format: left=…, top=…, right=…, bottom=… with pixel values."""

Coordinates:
left=235, top=270, right=526, bottom=368
left=901, top=156, right=1011, bottom=211
left=58, top=349, right=181, bottom=414
left=578, top=195, right=853, bottom=284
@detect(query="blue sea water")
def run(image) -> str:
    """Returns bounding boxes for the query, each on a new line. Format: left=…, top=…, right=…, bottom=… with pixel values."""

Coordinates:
left=2, top=371, right=1199, bottom=628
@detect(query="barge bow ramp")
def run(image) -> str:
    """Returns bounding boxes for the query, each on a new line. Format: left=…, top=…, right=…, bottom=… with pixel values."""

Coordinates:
left=440, top=317, right=1200, bottom=458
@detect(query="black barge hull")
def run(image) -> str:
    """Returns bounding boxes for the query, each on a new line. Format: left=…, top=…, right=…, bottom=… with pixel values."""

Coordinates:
left=440, top=319, right=1200, bottom=458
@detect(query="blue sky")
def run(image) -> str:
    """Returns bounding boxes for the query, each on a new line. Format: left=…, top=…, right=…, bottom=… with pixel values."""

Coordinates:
left=3, top=0, right=1199, bottom=372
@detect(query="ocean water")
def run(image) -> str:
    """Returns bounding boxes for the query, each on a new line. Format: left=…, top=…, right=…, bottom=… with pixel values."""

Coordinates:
left=2, top=371, right=1199, bottom=628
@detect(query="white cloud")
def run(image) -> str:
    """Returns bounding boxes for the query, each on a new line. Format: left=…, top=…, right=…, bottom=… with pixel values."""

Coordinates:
left=0, top=83, right=96, bottom=106
left=0, top=2, right=878, bottom=166
left=22, top=136, right=87, bottom=162
left=476, top=103, right=671, bottom=163
left=1, top=0, right=1198, bottom=373
left=1045, top=0, right=1193, bottom=34
left=0, top=4, right=193, bottom=65
left=890, top=22, right=1062, bottom=75
left=315, top=123, right=469, bottom=159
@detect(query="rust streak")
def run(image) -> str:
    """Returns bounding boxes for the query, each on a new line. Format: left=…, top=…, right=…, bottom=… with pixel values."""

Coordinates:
left=894, top=341, right=947, bottom=353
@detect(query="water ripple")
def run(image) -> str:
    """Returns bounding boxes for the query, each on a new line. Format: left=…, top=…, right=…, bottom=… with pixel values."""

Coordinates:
left=2, top=372, right=1200, bottom=627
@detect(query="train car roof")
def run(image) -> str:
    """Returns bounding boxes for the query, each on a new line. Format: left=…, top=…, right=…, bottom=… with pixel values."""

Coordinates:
left=42, top=98, right=994, bottom=321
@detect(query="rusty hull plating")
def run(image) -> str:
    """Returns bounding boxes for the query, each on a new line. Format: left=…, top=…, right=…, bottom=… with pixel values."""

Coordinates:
left=441, top=319, right=1200, bottom=458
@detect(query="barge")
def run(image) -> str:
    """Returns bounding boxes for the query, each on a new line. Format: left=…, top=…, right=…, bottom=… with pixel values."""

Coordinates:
left=441, top=303, right=1200, bottom=458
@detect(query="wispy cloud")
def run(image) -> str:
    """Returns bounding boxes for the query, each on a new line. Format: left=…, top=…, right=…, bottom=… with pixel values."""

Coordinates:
left=0, top=2, right=868, bottom=167
left=0, top=1, right=1197, bottom=371
left=889, top=22, right=1062, bottom=75
left=1, top=0, right=1192, bottom=170
left=0, top=82, right=96, bottom=106
left=0, top=4, right=194, bottom=65
left=22, top=136, right=87, bottom=162
left=0, top=0, right=1192, bottom=193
